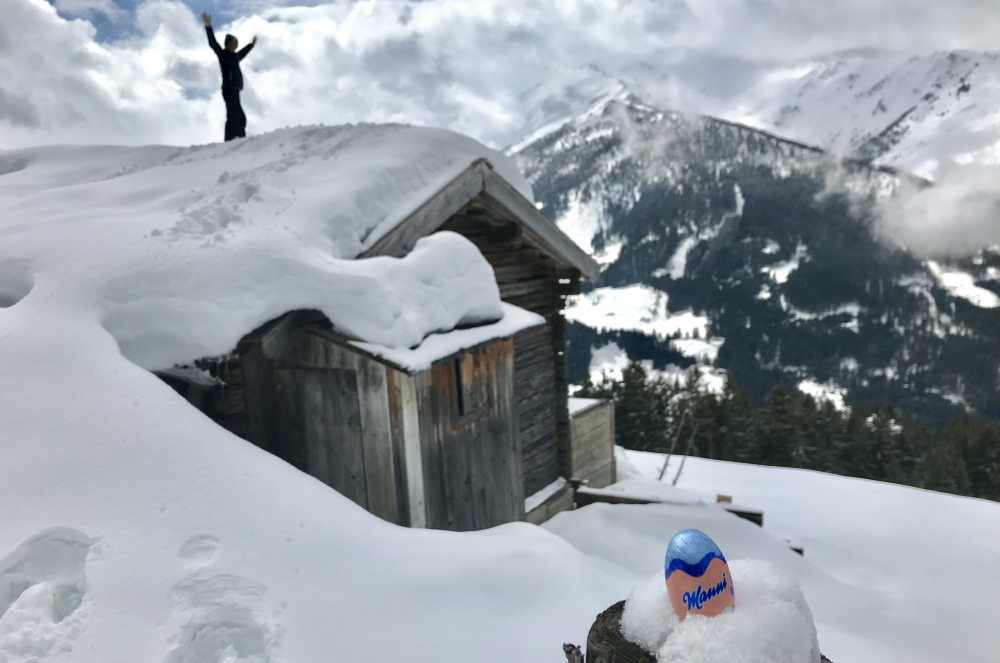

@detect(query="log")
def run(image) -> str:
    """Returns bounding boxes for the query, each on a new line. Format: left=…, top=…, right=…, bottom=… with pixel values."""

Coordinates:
left=585, top=601, right=655, bottom=663
left=580, top=601, right=835, bottom=663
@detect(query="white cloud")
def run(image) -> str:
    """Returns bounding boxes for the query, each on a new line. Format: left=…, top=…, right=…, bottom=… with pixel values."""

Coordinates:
left=877, top=165, right=1000, bottom=258
left=3, top=0, right=1000, bottom=149
left=52, top=0, right=126, bottom=22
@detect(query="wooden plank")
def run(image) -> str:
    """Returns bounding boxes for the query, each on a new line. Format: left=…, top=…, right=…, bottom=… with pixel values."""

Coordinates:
left=385, top=370, right=411, bottom=526
left=417, top=370, right=449, bottom=529
left=481, top=169, right=600, bottom=281
left=238, top=343, right=275, bottom=456
left=398, top=373, right=427, bottom=527
left=273, top=367, right=369, bottom=508
left=578, top=459, right=616, bottom=489
left=356, top=358, right=399, bottom=524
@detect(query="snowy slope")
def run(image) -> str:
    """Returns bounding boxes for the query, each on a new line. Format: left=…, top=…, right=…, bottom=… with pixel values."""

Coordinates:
left=729, top=50, right=1000, bottom=178
left=586, top=449, right=1000, bottom=663
left=4, top=124, right=998, bottom=663
left=0, top=126, right=632, bottom=663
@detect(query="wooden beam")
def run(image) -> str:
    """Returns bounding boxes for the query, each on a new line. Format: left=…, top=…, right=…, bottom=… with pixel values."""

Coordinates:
left=359, top=159, right=600, bottom=283
left=481, top=168, right=601, bottom=281
left=399, top=374, right=427, bottom=528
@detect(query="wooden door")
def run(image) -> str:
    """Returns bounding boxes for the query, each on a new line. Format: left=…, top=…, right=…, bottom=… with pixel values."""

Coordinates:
left=420, top=342, right=523, bottom=530
left=273, top=367, right=368, bottom=509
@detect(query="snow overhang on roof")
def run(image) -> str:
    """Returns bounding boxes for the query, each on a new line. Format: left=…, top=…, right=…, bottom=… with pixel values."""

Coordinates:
left=349, top=303, right=545, bottom=373
left=0, top=124, right=570, bottom=371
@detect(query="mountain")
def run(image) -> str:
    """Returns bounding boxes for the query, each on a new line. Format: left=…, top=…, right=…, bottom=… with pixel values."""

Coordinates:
left=511, top=94, right=1000, bottom=423
left=721, top=50, right=1000, bottom=177
left=529, top=50, right=1000, bottom=179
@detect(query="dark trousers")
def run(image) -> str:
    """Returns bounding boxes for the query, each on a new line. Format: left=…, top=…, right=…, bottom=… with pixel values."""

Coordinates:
left=222, top=87, right=246, bottom=142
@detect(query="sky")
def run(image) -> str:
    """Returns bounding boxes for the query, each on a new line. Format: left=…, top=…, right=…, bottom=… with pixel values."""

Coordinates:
left=2, top=0, right=999, bottom=150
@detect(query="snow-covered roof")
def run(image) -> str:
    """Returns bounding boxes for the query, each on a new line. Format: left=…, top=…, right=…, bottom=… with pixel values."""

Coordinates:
left=352, top=303, right=544, bottom=373
left=568, top=397, right=605, bottom=416
left=0, top=124, right=572, bottom=370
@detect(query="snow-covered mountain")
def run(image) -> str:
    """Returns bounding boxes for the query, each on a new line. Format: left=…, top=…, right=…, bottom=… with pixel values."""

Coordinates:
left=513, top=50, right=1000, bottom=179
left=512, top=94, right=1000, bottom=421
left=724, top=50, right=1000, bottom=178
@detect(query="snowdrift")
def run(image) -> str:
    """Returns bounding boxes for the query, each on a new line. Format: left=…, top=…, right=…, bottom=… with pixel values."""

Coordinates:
left=0, top=124, right=533, bottom=369
left=0, top=126, right=626, bottom=663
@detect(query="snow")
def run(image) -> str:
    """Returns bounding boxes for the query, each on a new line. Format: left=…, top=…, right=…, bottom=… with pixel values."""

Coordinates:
left=0, top=125, right=534, bottom=371
left=353, top=303, right=544, bottom=372
left=662, top=364, right=728, bottom=395
left=580, top=479, right=705, bottom=507
left=588, top=341, right=631, bottom=383
left=665, top=184, right=744, bottom=281
left=670, top=338, right=723, bottom=363
left=622, top=562, right=821, bottom=663
left=553, top=189, right=607, bottom=255
left=779, top=296, right=864, bottom=330
left=727, top=51, right=1000, bottom=176
left=667, top=236, right=699, bottom=280
left=569, top=397, right=604, bottom=416
left=764, top=242, right=808, bottom=285
left=839, top=358, right=859, bottom=373
left=525, top=477, right=569, bottom=514
left=796, top=379, right=848, bottom=412
left=565, top=286, right=710, bottom=340
left=608, top=449, right=1000, bottom=663
left=0, top=126, right=636, bottom=663
left=6, top=121, right=998, bottom=663
left=926, top=260, right=1000, bottom=309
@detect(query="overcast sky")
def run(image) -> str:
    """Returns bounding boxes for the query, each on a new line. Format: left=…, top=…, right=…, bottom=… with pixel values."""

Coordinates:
left=2, top=0, right=999, bottom=149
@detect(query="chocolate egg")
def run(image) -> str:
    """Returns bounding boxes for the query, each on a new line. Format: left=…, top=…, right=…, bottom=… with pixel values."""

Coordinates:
left=664, top=529, right=735, bottom=620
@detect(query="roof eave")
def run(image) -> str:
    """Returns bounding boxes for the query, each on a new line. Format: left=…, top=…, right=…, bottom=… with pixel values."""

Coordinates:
left=359, top=159, right=600, bottom=282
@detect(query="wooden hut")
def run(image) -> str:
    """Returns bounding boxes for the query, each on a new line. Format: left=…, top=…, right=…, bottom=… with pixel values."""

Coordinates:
left=161, top=159, right=600, bottom=531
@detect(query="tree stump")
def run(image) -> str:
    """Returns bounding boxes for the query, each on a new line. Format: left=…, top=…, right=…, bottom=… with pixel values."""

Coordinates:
left=583, top=600, right=834, bottom=663
left=586, top=601, right=655, bottom=663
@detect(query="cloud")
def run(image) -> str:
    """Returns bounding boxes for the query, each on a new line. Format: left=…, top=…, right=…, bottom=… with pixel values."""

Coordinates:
left=52, top=0, right=126, bottom=22
left=3, top=0, right=1000, bottom=151
left=877, top=165, right=1000, bottom=258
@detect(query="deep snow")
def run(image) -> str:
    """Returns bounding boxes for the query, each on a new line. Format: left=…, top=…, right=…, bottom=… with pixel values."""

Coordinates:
left=575, top=449, right=1000, bottom=663
left=0, top=124, right=533, bottom=370
left=3, top=127, right=999, bottom=663
left=0, top=127, right=627, bottom=663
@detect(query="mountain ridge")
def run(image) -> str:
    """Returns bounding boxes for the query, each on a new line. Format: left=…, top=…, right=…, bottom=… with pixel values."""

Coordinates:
left=512, top=92, right=1000, bottom=423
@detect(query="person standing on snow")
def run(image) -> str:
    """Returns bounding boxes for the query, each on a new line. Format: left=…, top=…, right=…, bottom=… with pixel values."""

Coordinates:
left=202, top=13, right=256, bottom=142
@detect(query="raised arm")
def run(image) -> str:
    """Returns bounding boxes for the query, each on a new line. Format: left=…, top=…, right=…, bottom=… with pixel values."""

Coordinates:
left=237, top=36, right=257, bottom=61
left=203, top=13, right=222, bottom=56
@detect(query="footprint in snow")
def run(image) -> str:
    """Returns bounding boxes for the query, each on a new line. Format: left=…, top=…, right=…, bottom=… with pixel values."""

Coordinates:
left=164, top=536, right=281, bottom=663
left=0, top=527, right=92, bottom=662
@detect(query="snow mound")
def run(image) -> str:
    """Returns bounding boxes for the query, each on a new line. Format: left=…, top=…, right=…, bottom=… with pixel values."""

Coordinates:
left=0, top=124, right=532, bottom=369
left=622, top=561, right=821, bottom=663
left=0, top=126, right=636, bottom=663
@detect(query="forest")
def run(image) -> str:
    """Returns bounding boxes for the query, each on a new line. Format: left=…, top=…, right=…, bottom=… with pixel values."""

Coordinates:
left=575, top=362, right=1000, bottom=501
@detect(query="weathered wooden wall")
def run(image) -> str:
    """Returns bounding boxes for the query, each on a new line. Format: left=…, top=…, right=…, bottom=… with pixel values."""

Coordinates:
left=245, top=323, right=411, bottom=526
left=569, top=400, right=616, bottom=488
left=417, top=338, right=523, bottom=530
left=441, top=209, right=578, bottom=498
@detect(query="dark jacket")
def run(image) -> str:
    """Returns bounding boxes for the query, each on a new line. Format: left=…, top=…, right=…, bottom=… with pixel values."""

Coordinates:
left=206, top=26, right=254, bottom=91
